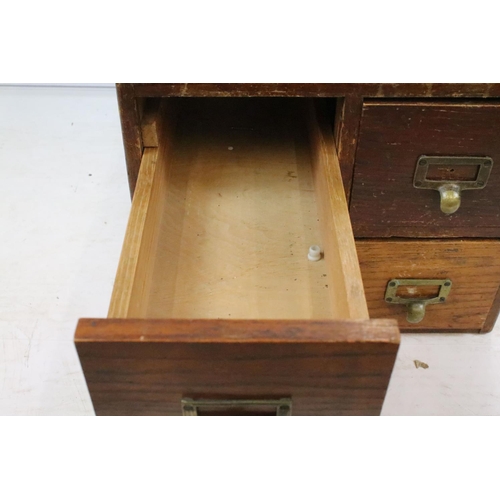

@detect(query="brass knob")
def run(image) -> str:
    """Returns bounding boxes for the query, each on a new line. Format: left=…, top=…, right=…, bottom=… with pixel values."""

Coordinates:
left=406, top=302, right=426, bottom=324
left=438, top=185, right=461, bottom=214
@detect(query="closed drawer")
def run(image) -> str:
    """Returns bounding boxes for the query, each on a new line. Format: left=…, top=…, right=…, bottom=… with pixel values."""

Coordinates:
left=350, top=101, right=500, bottom=238
left=74, top=98, right=399, bottom=415
left=356, top=240, right=500, bottom=332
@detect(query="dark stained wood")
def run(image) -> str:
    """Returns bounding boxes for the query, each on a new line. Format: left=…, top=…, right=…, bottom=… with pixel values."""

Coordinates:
left=75, top=318, right=399, bottom=416
left=116, top=84, right=143, bottom=197
left=350, top=101, right=500, bottom=238
left=333, top=96, right=364, bottom=201
left=131, top=83, right=500, bottom=98
left=482, top=284, right=500, bottom=333
left=356, top=240, right=500, bottom=332
left=117, top=85, right=500, bottom=197
left=140, top=98, right=161, bottom=147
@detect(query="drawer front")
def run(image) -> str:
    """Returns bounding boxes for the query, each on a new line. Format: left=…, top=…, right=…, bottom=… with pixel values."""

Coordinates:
left=75, top=319, right=399, bottom=416
left=356, top=240, right=500, bottom=331
left=350, top=101, right=500, bottom=238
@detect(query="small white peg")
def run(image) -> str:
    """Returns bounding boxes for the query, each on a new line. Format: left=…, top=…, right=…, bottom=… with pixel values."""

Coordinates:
left=308, top=245, right=321, bottom=262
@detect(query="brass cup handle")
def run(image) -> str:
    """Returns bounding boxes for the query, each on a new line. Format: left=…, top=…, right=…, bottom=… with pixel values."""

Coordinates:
left=413, top=156, right=493, bottom=215
left=438, top=184, right=462, bottom=214
left=385, top=279, right=452, bottom=324
left=405, top=301, right=427, bottom=324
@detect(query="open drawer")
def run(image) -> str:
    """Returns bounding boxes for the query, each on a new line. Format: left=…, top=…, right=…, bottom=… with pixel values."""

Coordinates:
left=75, top=98, right=399, bottom=416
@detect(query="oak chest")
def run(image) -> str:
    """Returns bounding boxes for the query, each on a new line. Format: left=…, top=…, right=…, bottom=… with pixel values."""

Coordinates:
left=75, top=84, right=500, bottom=415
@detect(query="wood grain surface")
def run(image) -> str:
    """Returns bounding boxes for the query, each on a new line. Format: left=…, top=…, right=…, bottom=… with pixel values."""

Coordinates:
left=75, top=318, right=400, bottom=416
left=140, top=98, right=161, bottom=147
left=333, top=96, right=364, bottom=200
left=356, top=240, right=500, bottom=331
left=483, top=284, right=500, bottom=333
left=109, top=100, right=179, bottom=318
left=116, top=84, right=142, bottom=197
left=117, top=85, right=500, bottom=196
left=111, top=98, right=367, bottom=320
left=308, top=101, right=369, bottom=320
left=350, top=101, right=500, bottom=238
left=130, top=83, right=500, bottom=98
left=108, top=148, right=159, bottom=317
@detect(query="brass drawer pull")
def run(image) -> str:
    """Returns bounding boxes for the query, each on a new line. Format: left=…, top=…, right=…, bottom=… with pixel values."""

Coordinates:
left=181, top=398, right=292, bottom=416
left=413, top=155, right=493, bottom=214
left=384, top=279, right=452, bottom=324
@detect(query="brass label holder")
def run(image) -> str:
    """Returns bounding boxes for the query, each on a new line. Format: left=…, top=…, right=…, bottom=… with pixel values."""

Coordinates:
left=413, top=155, right=493, bottom=214
left=181, top=398, right=292, bottom=416
left=385, top=278, right=452, bottom=324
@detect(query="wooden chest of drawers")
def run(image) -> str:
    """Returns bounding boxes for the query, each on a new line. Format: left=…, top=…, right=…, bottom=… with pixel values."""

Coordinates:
left=75, top=84, right=500, bottom=415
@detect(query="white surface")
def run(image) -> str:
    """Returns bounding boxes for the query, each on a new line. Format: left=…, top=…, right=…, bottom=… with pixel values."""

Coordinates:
left=1, top=86, right=499, bottom=415
left=0, top=86, right=129, bottom=415
left=0, top=83, right=114, bottom=87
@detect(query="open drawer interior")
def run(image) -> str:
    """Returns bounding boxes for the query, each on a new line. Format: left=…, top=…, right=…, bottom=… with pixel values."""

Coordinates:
left=75, top=97, right=400, bottom=416
left=108, top=98, right=369, bottom=321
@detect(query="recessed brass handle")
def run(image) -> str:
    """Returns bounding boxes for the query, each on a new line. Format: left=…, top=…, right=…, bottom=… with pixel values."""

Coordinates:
left=181, top=398, right=292, bottom=416
left=385, top=279, right=452, bottom=324
left=413, top=156, right=493, bottom=215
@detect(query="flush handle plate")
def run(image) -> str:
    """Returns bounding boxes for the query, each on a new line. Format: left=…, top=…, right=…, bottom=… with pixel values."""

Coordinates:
left=181, top=398, right=292, bottom=416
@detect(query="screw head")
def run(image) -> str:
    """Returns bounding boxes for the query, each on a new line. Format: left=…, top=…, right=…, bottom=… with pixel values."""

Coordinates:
left=183, top=405, right=194, bottom=412
left=444, top=281, right=451, bottom=286
left=415, top=181, right=423, bottom=187
left=440, top=297, right=446, bottom=302
left=419, top=159, right=427, bottom=166
left=484, top=160, right=492, bottom=167
left=386, top=297, right=393, bottom=302
left=390, top=281, right=397, bottom=287
left=478, top=181, right=485, bottom=187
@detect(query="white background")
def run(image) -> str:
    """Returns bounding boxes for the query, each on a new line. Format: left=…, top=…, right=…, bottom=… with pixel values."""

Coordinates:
left=1, top=3, right=499, bottom=497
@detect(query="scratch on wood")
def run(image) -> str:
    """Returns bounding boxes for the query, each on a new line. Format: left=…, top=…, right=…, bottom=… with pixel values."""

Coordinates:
left=414, top=359, right=429, bottom=369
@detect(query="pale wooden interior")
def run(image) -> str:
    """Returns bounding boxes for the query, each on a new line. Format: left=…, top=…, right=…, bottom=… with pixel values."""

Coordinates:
left=109, top=98, right=368, bottom=320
